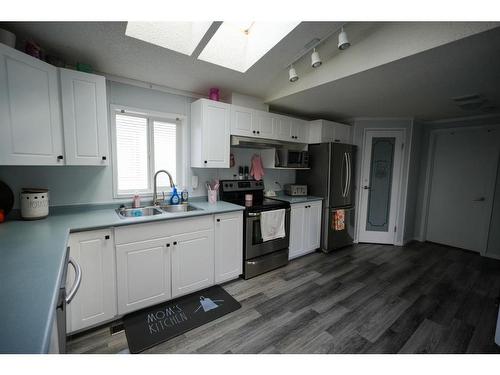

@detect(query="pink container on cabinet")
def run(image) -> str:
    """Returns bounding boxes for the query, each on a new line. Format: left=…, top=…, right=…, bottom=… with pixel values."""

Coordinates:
left=209, top=88, right=220, bottom=101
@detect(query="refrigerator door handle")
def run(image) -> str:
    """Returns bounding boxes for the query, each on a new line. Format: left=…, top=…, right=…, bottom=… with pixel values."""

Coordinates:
left=346, top=152, right=352, bottom=198
left=342, top=152, right=349, bottom=198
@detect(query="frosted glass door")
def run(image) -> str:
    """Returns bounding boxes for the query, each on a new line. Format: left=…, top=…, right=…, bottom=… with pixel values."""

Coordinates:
left=366, top=137, right=395, bottom=232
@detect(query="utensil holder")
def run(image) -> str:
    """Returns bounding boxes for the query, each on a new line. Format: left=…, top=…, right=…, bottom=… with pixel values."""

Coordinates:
left=208, top=190, right=217, bottom=204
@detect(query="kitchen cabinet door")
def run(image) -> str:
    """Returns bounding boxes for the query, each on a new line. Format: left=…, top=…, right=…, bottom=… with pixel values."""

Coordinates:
left=116, top=237, right=172, bottom=315
left=291, top=118, right=308, bottom=143
left=275, top=116, right=293, bottom=142
left=0, top=43, right=64, bottom=165
left=171, top=229, right=214, bottom=298
left=66, top=229, right=116, bottom=333
left=214, top=212, right=243, bottom=283
left=253, top=111, right=275, bottom=138
left=230, top=105, right=253, bottom=137
left=191, top=99, right=230, bottom=168
left=60, top=68, right=109, bottom=166
left=305, top=201, right=322, bottom=252
left=289, top=204, right=306, bottom=259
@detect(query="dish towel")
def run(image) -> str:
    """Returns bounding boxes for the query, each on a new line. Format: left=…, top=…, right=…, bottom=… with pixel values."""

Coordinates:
left=250, top=154, right=265, bottom=181
left=260, top=209, right=286, bottom=242
left=333, top=209, right=345, bottom=231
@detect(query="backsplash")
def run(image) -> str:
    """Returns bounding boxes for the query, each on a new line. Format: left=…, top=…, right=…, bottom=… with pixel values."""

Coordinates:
left=0, top=148, right=295, bottom=209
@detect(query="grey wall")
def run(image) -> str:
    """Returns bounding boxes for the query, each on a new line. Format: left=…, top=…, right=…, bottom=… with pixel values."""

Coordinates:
left=0, top=81, right=295, bottom=208
left=486, top=158, right=500, bottom=259
left=352, top=118, right=414, bottom=245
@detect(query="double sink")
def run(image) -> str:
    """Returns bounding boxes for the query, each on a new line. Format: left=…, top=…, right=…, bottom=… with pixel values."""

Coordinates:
left=116, top=203, right=201, bottom=219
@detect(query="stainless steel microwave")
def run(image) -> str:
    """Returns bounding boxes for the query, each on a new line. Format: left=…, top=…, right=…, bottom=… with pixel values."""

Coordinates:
left=275, top=149, right=309, bottom=168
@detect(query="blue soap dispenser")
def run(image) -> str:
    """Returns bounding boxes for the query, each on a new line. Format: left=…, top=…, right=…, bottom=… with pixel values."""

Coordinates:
left=170, top=186, right=180, bottom=205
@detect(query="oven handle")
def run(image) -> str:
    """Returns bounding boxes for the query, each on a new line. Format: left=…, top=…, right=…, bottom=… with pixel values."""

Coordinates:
left=247, top=208, right=291, bottom=217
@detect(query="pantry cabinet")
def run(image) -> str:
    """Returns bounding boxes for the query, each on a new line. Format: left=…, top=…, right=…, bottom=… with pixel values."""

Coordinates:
left=115, top=236, right=172, bottom=315
left=60, top=68, right=109, bottom=166
left=66, top=229, right=116, bottom=333
left=191, top=98, right=231, bottom=168
left=171, top=229, right=214, bottom=298
left=308, top=119, right=351, bottom=144
left=214, top=212, right=243, bottom=283
left=0, top=43, right=64, bottom=165
left=289, top=200, right=322, bottom=259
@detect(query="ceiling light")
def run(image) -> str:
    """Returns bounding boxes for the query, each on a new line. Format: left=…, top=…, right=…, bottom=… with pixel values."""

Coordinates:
left=338, top=27, right=351, bottom=50
left=289, top=65, right=299, bottom=82
left=311, top=48, right=322, bottom=68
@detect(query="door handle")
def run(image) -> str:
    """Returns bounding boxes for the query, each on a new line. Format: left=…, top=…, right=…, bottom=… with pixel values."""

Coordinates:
left=66, top=258, right=82, bottom=304
left=473, top=197, right=485, bottom=202
left=363, top=186, right=371, bottom=190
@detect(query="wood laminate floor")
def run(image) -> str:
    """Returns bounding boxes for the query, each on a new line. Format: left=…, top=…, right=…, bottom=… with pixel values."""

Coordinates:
left=67, top=242, right=500, bottom=354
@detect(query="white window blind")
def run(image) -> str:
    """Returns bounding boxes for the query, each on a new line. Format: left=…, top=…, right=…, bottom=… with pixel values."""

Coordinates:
left=113, top=110, right=181, bottom=196
left=154, top=120, right=177, bottom=188
left=115, top=114, right=149, bottom=192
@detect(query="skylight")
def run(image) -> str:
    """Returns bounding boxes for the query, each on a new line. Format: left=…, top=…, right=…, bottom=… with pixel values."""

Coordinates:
left=198, top=22, right=300, bottom=72
left=125, top=21, right=300, bottom=73
left=125, top=22, right=212, bottom=56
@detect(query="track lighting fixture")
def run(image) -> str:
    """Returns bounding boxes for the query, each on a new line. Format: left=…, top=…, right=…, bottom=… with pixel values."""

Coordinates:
left=311, top=48, right=322, bottom=68
left=338, top=27, right=350, bottom=50
left=288, top=65, right=299, bottom=82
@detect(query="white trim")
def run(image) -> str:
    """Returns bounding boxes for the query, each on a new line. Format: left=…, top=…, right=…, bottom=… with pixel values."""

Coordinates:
left=419, top=124, right=500, bottom=252
left=109, top=104, right=186, bottom=199
left=356, top=128, right=406, bottom=245
left=102, top=72, right=207, bottom=100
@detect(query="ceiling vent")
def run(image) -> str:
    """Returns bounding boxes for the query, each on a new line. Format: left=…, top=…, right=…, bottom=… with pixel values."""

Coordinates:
left=451, top=93, right=497, bottom=112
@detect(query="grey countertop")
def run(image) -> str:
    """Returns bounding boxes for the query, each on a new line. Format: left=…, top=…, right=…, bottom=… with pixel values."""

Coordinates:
left=0, top=198, right=243, bottom=353
left=268, top=193, right=324, bottom=205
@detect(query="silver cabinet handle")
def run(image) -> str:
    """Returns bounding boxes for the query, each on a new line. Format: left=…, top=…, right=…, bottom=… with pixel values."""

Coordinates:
left=66, top=257, right=82, bottom=304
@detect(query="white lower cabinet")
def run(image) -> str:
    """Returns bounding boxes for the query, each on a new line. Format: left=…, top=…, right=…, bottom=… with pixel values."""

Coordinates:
left=171, top=229, right=214, bottom=298
left=214, top=212, right=243, bottom=283
left=115, top=237, right=172, bottom=315
left=289, top=201, right=322, bottom=260
left=66, top=229, right=116, bottom=334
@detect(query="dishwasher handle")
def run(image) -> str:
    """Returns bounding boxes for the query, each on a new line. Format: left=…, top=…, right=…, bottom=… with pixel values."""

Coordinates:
left=65, top=257, right=82, bottom=304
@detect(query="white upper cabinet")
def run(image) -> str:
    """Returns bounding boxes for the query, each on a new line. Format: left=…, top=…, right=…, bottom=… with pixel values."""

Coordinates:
left=308, top=120, right=351, bottom=144
left=274, top=115, right=293, bottom=141
left=230, top=105, right=253, bottom=137
left=291, top=118, right=308, bottom=143
left=60, top=68, right=109, bottom=166
left=0, top=43, right=64, bottom=165
left=252, top=110, right=275, bottom=138
left=191, top=99, right=230, bottom=168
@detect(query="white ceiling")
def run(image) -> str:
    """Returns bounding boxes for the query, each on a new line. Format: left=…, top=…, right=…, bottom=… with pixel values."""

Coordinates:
left=1, top=21, right=498, bottom=121
left=269, top=26, right=500, bottom=121
left=0, top=21, right=342, bottom=99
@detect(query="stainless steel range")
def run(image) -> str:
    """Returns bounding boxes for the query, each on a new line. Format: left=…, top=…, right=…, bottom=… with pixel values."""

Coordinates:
left=219, top=180, right=290, bottom=279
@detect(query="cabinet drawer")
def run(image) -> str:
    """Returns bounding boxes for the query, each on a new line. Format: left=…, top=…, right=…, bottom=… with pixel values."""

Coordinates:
left=115, top=215, right=213, bottom=245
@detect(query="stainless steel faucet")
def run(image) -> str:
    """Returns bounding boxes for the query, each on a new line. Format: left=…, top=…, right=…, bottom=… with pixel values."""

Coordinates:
left=153, top=169, right=175, bottom=206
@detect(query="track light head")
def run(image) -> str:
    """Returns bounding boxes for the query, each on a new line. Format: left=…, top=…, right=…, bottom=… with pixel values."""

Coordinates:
left=338, top=28, right=351, bottom=50
left=288, top=66, right=299, bottom=82
left=311, top=48, right=322, bottom=68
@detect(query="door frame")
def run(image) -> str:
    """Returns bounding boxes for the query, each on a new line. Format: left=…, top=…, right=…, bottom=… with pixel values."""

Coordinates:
left=418, top=125, right=500, bottom=255
left=356, top=129, right=406, bottom=245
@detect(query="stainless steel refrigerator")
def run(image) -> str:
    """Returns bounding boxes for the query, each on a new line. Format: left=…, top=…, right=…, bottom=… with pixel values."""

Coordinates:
left=297, top=143, right=356, bottom=252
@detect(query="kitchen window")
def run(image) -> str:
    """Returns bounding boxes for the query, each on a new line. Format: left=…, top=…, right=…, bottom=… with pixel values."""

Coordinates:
left=111, top=106, right=183, bottom=197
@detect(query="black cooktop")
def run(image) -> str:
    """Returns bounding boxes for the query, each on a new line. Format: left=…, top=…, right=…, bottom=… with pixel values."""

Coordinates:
left=224, top=197, right=289, bottom=213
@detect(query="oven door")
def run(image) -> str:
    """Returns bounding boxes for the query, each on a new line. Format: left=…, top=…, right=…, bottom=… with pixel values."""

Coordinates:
left=245, top=208, right=290, bottom=260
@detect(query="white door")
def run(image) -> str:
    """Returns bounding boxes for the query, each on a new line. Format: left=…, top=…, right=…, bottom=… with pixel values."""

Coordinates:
left=253, top=111, right=274, bottom=138
left=289, top=203, right=306, bottom=259
left=275, top=116, right=293, bottom=142
left=0, top=44, right=64, bottom=165
left=60, top=68, right=109, bottom=166
left=358, top=130, right=404, bottom=244
left=116, top=237, right=172, bottom=315
left=214, top=212, right=243, bottom=283
left=66, top=229, right=116, bottom=333
left=426, top=127, right=500, bottom=253
left=171, top=229, right=214, bottom=298
left=305, top=201, right=322, bottom=251
left=202, top=100, right=230, bottom=168
left=230, top=105, right=253, bottom=137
